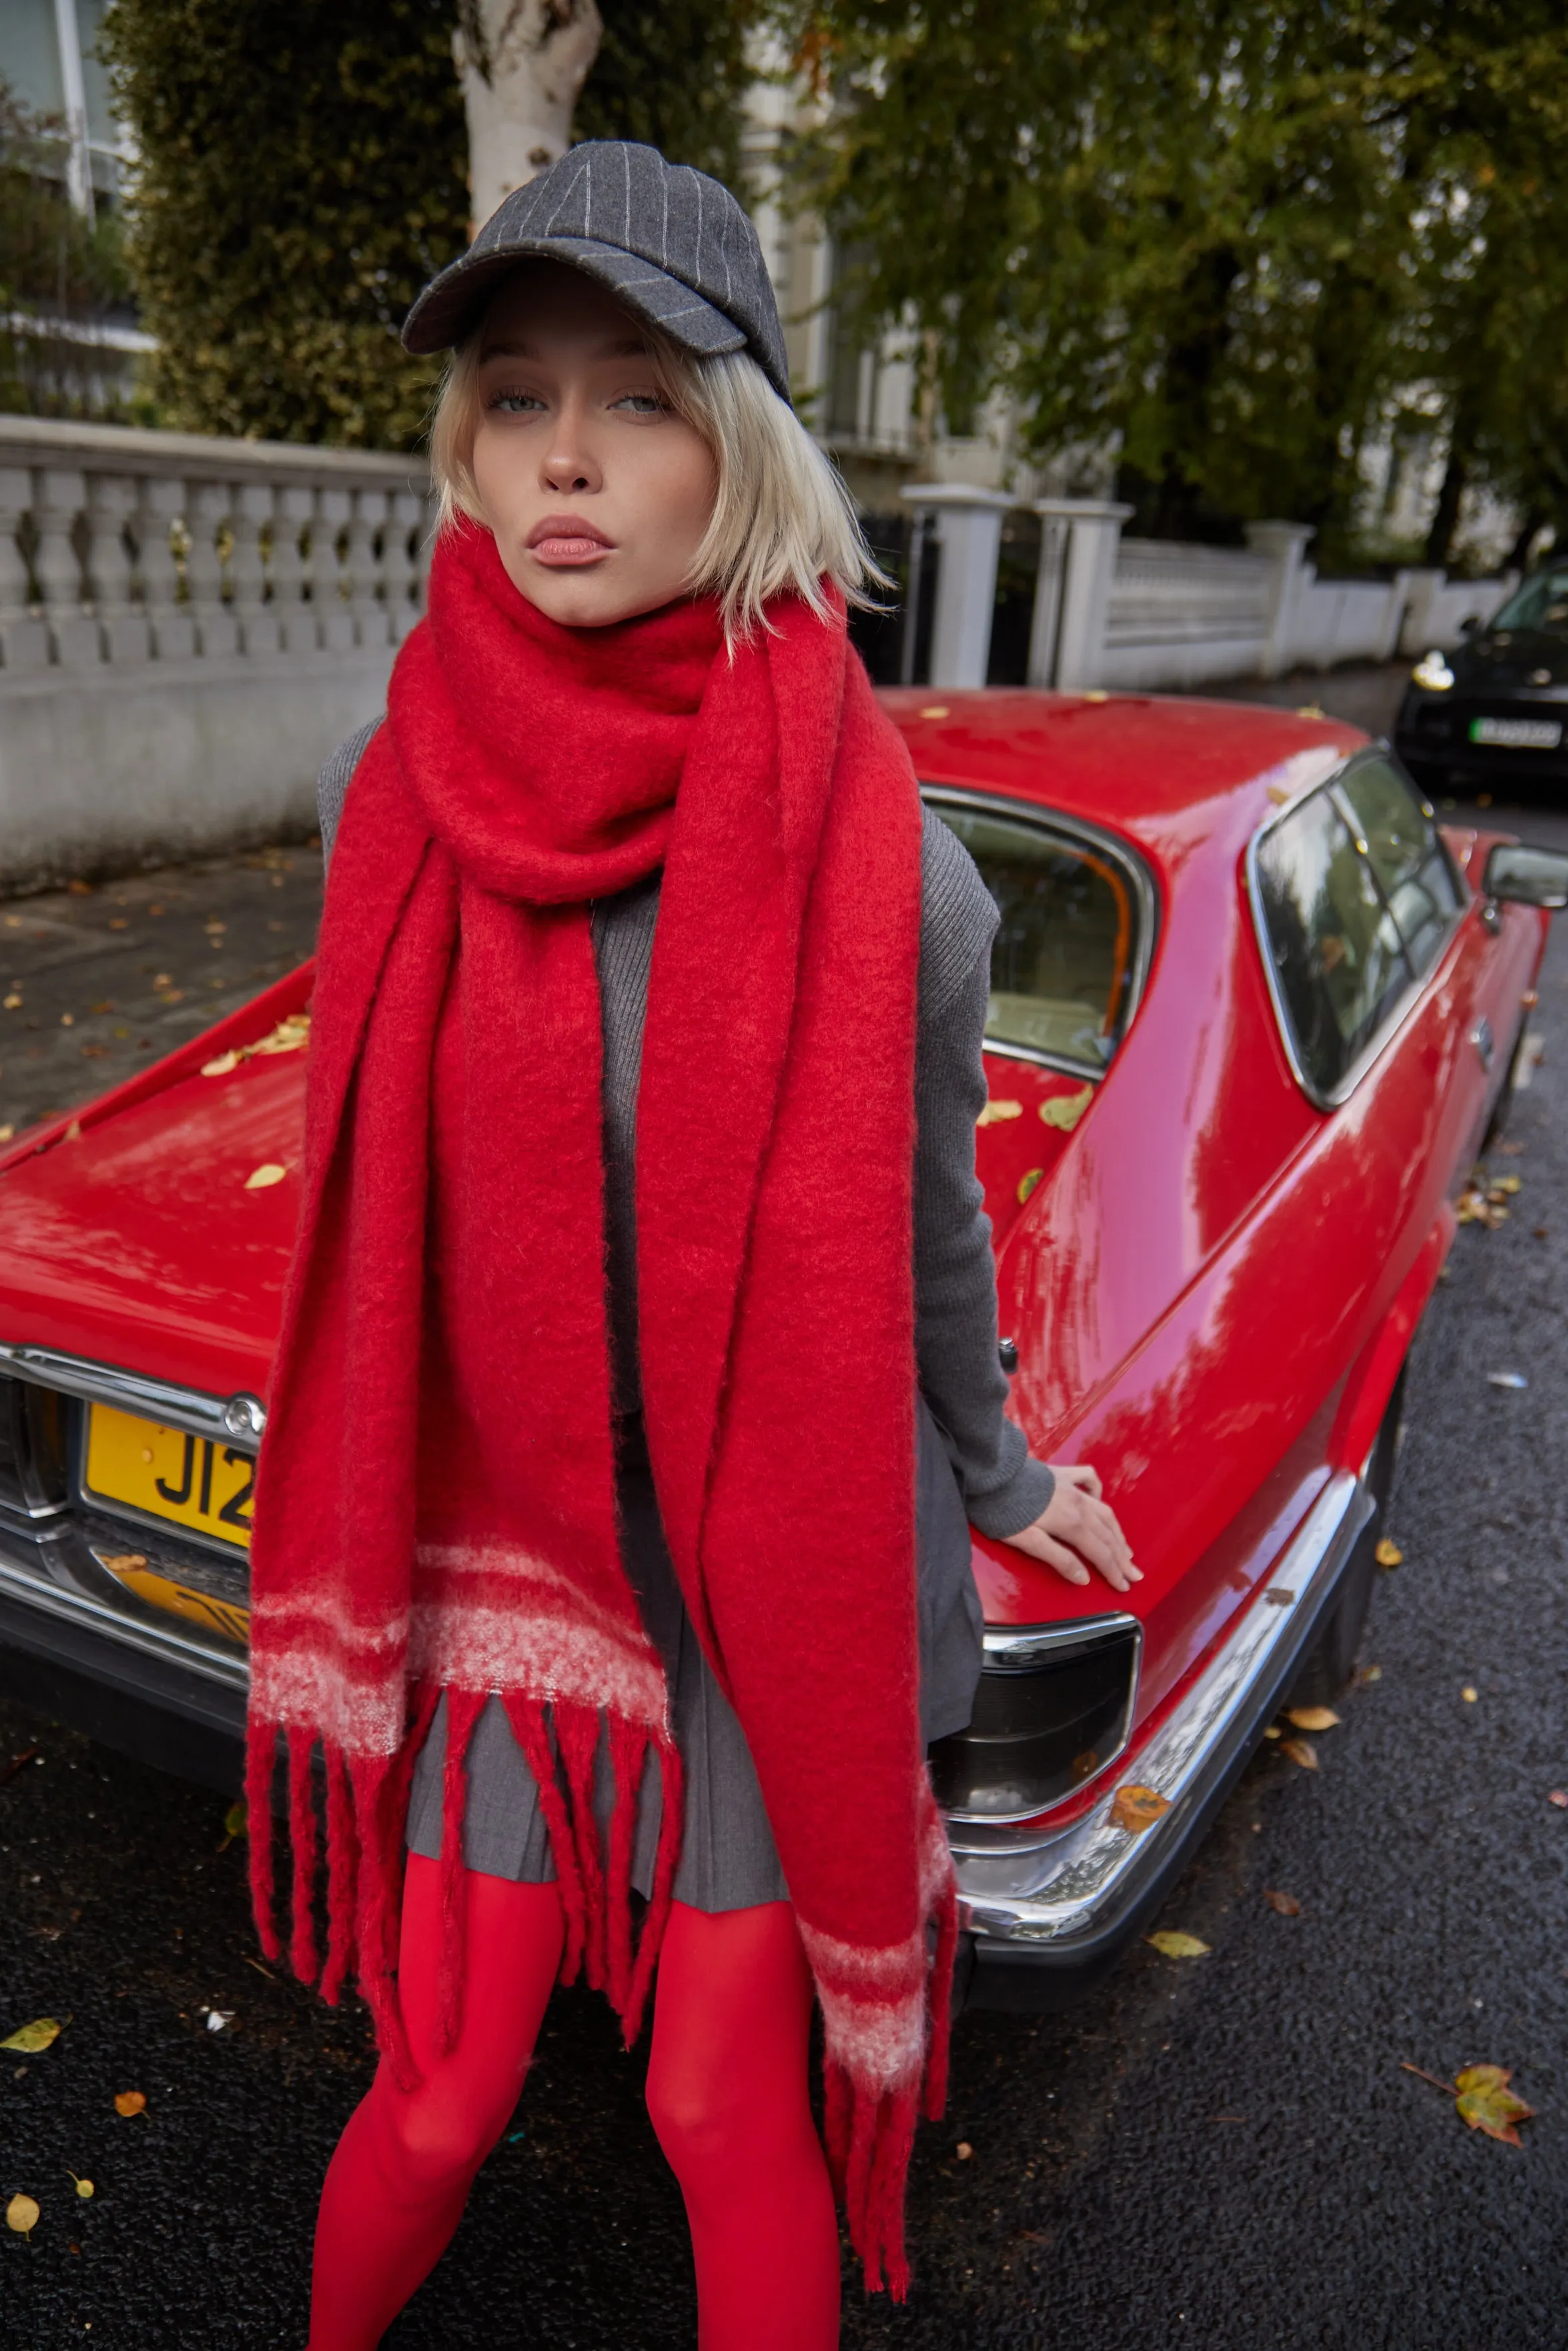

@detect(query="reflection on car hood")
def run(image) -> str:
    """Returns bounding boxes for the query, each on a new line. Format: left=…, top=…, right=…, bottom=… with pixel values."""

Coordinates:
left=0, top=1050, right=302, bottom=1403
left=1452, top=627, right=1568, bottom=691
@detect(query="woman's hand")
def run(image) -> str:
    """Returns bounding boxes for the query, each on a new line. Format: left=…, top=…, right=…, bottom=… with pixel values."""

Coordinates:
left=1000, top=1464, right=1141, bottom=1594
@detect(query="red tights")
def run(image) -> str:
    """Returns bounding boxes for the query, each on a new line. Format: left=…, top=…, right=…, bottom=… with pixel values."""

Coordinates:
left=306, top=1855, right=841, bottom=2350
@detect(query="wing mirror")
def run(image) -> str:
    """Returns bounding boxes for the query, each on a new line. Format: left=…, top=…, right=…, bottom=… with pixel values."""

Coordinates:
left=1483, top=842, right=1568, bottom=910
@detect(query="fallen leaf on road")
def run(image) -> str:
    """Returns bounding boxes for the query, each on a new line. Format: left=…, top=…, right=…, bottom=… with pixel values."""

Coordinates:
left=244, top=1164, right=288, bottom=1190
left=976, top=1099, right=1023, bottom=1126
left=1146, top=1931, right=1210, bottom=1959
left=1280, top=1738, right=1318, bottom=1770
left=1534, top=1227, right=1550, bottom=1240
left=1492, top=1174, right=1522, bottom=1195
left=65, top=2173, right=93, bottom=2200
left=1262, top=1725, right=1281, bottom=1738
left=6, top=2194, right=39, bottom=2237
left=955, top=2141, right=973, bottom=2159
left=217, top=1800, right=246, bottom=1852
left=1375, top=1539, right=1403, bottom=1567
left=1357, top=1663, right=1383, bottom=1686
left=1, top=2018, right=61, bottom=2053
left=1110, top=1785, right=1171, bottom=1834
left=1262, top=1889, right=1302, bottom=1915
left=2, top=994, right=20, bottom=1010
left=1286, top=1706, right=1340, bottom=1732
left=113, top=2091, right=146, bottom=2117
left=0, top=1127, right=13, bottom=1143
left=67, top=880, right=92, bottom=896
left=1455, top=2065, right=1536, bottom=2147
left=1547, top=1790, right=1568, bottom=1809
left=1461, top=1686, right=1478, bottom=1704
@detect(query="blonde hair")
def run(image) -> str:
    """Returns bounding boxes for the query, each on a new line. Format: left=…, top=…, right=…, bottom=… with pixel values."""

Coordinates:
left=428, top=301, right=887, bottom=639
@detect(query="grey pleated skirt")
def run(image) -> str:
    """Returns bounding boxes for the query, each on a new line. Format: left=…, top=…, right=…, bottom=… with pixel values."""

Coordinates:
left=405, top=1401, right=983, bottom=1912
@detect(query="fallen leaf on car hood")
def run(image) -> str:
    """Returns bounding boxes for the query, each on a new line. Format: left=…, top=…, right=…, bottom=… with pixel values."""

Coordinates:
left=1146, top=1931, right=1210, bottom=1959
left=1286, top=1706, right=1340, bottom=1732
left=1262, top=1889, right=1302, bottom=1915
left=1040, top=1084, right=1094, bottom=1132
left=244, top=1163, right=288, bottom=1191
left=976, top=1098, right=1023, bottom=1126
left=1110, top=1785, right=1171, bottom=1834
left=1, top=2017, right=62, bottom=2053
left=1280, top=1738, right=1318, bottom=1770
left=203, top=1012, right=310, bottom=1080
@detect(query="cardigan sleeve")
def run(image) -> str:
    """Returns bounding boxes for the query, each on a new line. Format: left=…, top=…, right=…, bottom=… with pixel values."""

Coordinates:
left=916, top=805, right=1056, bottom=1541
left=316, top=717, right=382, bottom=870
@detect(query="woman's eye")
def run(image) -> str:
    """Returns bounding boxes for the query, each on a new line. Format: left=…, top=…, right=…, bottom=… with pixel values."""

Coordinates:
left=613, top=392, right=667, bottom=416
left=487, top=390, right=544, bottom=414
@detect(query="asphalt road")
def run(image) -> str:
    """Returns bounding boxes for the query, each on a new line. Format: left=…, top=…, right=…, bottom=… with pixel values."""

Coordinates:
left=2, top=725, right=1567, bottom=2348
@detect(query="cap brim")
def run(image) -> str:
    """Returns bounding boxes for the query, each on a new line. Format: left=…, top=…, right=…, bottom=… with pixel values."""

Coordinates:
left=402, top=234, right=749, bottom=363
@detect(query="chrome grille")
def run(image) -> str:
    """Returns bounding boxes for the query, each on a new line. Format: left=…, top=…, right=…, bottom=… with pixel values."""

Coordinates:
left=0, top=1374, right=69, bottom=1518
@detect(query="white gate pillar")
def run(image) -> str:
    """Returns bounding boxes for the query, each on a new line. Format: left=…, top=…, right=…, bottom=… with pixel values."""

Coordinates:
left=1244, top=521, right=1314, bottom=678
left=1032, top=498, right=1132, bottom=691
left=898, top=484, right=1014, bottom=690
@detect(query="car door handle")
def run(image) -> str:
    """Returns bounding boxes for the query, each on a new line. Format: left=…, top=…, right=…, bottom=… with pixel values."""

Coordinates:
left=1472, top=1016, right=1495, bottom=1070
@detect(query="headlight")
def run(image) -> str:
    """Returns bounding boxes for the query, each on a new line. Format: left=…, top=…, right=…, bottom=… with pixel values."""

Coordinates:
left=1412, top=649, right=1455, bottom=692
left=929, top=1616, right=1140, bottom=1820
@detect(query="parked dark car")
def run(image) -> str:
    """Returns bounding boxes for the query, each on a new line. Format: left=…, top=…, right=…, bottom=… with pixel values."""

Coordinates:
left=1396, top=563, right=1568, bottom=792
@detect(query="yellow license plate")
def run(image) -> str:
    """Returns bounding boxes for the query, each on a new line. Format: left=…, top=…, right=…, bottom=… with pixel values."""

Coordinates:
left=83, top=1403, right=256, bottom=1552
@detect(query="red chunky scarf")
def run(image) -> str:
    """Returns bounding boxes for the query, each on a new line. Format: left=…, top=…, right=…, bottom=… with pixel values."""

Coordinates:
left=246, top=523, right=955, bottom=2293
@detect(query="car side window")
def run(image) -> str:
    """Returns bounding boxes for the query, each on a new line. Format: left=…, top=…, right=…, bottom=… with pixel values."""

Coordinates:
left=1254, top=787, right=1413, bottom=1099
left=928, top=800, right=1138, bottom=1070
left=1336, top=757, right=1463, bottom=978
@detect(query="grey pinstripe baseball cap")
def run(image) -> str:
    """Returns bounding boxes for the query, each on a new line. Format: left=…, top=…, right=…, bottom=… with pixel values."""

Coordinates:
left=402, top=140, right=791, bottom=404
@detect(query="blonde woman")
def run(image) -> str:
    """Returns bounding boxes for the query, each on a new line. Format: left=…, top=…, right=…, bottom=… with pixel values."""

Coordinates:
left=246, top=141, right=1135, bottom=2351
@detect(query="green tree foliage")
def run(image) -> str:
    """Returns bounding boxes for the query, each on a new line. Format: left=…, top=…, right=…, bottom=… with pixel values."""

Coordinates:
left=100, top=0, right=470, bottom=448
left=578, top=0, right=757, bottom=191
left=0, top=83, right=132, bottom=417
left=778, top=1, right=1568, bottom=557
left=102, top=0, right=759, bottom=448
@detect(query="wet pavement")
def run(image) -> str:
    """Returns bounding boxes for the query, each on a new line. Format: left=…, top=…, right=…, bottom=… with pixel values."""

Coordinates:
left=1, top=763, right=1567, bottom=2349
left=0, top=845, right=323, bottom=1145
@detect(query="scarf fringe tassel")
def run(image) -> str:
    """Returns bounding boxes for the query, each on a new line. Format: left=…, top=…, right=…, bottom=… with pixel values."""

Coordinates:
left=246, top=1685, right=684, bottom=2080
left=822, top=1867, right=961, bottom=2302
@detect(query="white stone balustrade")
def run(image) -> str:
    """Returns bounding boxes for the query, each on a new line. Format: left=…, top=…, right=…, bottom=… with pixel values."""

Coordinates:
left=0, top=415, right=433, bottom=676
left=0, top=415, right=434, bottom=892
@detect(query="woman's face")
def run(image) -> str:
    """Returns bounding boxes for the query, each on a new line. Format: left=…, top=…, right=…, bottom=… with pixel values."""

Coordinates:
left=469, top=263, right=718, bottom=629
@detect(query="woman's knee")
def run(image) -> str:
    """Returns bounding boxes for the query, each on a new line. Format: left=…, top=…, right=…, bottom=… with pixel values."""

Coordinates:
left=645, top=2058, right=747, bottom=2178
left=370, top=2065, right=512, bottom=2196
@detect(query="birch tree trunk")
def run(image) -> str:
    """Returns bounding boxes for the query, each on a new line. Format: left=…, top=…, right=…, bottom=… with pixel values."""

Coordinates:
left=455, top=0, right=604, bottom=233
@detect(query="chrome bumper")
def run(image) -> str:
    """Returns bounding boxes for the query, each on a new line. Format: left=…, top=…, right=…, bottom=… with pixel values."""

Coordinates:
left=951, top=1471, right=1369, bottom=1963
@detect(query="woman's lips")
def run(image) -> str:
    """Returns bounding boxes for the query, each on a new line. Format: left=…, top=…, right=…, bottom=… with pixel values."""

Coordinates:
left=526, top=516, right=615, bottom=568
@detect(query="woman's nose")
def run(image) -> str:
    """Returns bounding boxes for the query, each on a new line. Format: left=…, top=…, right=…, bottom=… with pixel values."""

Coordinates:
left=542, top=412, right=602, bottom=496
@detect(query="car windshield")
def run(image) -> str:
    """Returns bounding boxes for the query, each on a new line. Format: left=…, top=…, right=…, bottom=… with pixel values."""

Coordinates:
left=926, top=796, right=1138, bottom=1070
left=1487, top=569, right=1568, bottom=637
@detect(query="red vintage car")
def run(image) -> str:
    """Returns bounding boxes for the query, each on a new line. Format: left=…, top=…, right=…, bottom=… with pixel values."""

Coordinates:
left=1, top=692, right=1563, bottom=2008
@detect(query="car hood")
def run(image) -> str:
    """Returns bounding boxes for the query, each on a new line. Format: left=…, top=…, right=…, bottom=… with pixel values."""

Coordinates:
left=0, top=1043, right=303, bottom=1405
left=1453, top=627, right=1568, bottom=691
